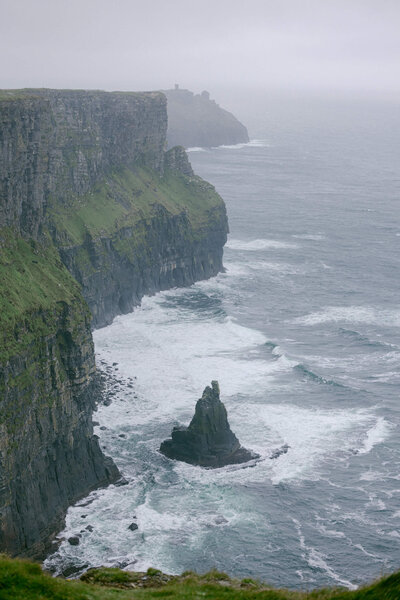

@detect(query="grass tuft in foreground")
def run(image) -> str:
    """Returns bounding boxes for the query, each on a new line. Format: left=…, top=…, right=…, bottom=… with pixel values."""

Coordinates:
left=0, top=555, right=400, bottom=600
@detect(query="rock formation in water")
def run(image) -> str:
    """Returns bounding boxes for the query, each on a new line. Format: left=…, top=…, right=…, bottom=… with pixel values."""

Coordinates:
left=160, top=381, right=258, bottom=467
left=0, top=88, right=228, bottom=556
left=163, top=86, right=249, bottom=148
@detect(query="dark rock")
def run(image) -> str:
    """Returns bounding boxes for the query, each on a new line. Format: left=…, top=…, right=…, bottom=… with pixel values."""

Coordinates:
left=114, top=477, right=129, bottom=487
left=128, top=522, right=139, bottom=531
left=119, top=434, right=127, bottom=439
left=214, top=516, right=228, bottom=525
left=68, top=536, right=80, bottom=546
left=78, top=497, right=95, bottom=508
left=85, top=525, right=94, bottom=532
left=160, top=381, right=258, bottom=468
left=62, top=563, right=89, bottom=578
left=164, top=146, right=194, bottom=177
left=269, top=444, right=290, bottom=460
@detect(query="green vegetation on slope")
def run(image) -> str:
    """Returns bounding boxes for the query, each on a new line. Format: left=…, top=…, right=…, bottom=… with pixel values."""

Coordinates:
left=47, top=166, right=223, bottom=246
left=0, top=228, right=86, bottom=363
left=0, top=557, right=399, bottom=600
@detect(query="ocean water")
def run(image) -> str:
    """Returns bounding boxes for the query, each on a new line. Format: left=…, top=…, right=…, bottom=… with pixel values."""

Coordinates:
left=45, top=96, right=400, bottom=590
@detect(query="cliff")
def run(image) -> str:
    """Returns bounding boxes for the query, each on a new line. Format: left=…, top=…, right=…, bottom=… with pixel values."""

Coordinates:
left=0, top=89, right=228, bottom=556
left=163, top=87, right=249, bottom=148
left=0, top=229, right=119, bottom=557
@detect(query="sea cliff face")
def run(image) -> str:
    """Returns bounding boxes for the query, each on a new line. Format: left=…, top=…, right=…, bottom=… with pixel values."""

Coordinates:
left=0, top=89, right=166, bottom=238
left=0, top=89, right=228, bottom=556
left=52, top=162, right=227, bottom=328
left=163, top=87, right=249, bottom=148
left=0, top=232, right=119, bottom=557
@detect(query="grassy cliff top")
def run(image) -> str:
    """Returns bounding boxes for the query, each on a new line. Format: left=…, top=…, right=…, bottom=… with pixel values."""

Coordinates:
left=48, top=166, right=225, bottom=246
left=0, top=90, right=42, bottom=102
left=0, top=88, right=164, bottom=100
left=0, top=557, right=399, bottom=600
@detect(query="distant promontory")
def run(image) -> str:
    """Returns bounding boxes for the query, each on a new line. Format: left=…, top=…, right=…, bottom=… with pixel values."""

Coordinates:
left=163, top=86, right=249, bottom=148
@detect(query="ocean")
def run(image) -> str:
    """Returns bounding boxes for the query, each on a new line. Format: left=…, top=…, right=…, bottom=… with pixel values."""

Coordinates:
left=45, top=94, right=400, bottom=590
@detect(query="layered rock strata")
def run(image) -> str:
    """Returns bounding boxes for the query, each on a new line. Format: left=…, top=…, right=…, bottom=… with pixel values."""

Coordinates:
left=160, top=381, right=257, bottom=467
left=0, top=232, right=119, bottom=557
left=0, top=89, right=228, bottom=555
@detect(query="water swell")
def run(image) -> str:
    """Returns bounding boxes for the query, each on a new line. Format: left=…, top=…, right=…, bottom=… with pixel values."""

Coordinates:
left=294, top=306, right=400, bottom=328
left=294, top=364, right=348, bottom=389
left=338, top=328, right=399, bottom=352
left=226, top=238, right=299, bottom=251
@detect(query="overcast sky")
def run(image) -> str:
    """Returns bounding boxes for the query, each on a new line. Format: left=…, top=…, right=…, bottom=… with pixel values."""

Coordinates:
left=1, top=0, right=399, bottom=97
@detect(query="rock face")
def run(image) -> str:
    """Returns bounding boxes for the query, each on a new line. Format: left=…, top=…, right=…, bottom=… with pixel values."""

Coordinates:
left=160, top=382, right=257, bottom=467
left=163, top=87, right=249, bottom=148
left=0, top=89, right=228, bottom=556
left=0, top=232, right=120, bottom=558
left=0, top=89, right=166, bottom=239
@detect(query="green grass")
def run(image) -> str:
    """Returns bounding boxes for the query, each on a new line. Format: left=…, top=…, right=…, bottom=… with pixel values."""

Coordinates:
left=47, top=166, right=224, bottom=247
left=0, top=556, right=400, bottom=600
left=0, top=228, right=86, bottom=363
left=0, top=90, right=41, bottom=101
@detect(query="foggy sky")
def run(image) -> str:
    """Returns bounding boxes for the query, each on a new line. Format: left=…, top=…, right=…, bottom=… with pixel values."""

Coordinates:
left=1, top=0, right=400, bottom=96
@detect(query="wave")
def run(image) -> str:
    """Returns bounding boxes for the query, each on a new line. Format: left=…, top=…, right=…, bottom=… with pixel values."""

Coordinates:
left=338, top=328, right=399, bottom=351
left=292, top=233, right=326, bottom=241
left=292, top=519, right=357, bottom=590
left=226, top=238, right=299, bottom=251
left=217, top=139, right=271, bottom=150
left=358, top=417, right=391, bottom=455
left=293, top=306, right=400, bottom=327
left=187, top=140, right=271, bottom=152
left=294, top=364, right=348, bottom=389
left=186, top=146, right=207, bottom=152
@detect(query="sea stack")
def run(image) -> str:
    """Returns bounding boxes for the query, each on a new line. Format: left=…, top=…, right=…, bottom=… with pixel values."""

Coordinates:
left=160, top=381, right=258, bottom=468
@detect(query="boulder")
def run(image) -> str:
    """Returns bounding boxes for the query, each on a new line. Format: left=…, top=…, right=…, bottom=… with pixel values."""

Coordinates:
left=160, top=381, right=258, bottom=468
left=68, top=535, right=80, bottom=546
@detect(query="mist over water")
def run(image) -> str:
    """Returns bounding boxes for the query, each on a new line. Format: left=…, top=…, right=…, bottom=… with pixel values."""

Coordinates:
left=45, top=95, right=400, bottom=590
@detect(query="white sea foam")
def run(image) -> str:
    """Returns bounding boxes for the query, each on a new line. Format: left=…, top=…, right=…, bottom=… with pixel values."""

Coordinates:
left=292, top=233, right=326, bottom=241
left=358, top=417, right=391, bottom=454
left=293, top=519, right=357, bottom=589
left=226, top=238, right=299, bottom=251
left=46, top=286, right=395, bottom=580
left=293, top=306, right=400, bottom=327
left=359, top=470, right=386, bottom=482
left=186, top=146, right=207, bottom=152
left=187, top=140, right=270, bottom=152
left=367, top=495, right=386, bottom=511
left=217, top=139, right=271, bottom=150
